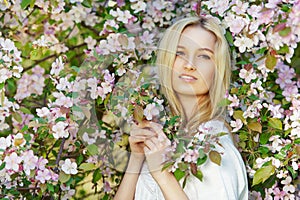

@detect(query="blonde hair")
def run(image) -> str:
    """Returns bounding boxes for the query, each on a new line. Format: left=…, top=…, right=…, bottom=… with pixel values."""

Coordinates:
left=156, top=16, right=231, bottom=132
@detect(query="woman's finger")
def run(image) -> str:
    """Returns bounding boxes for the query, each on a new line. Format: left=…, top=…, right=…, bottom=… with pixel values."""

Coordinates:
left=128, top=136, right=146, bottom=144
left=144, top=138, right=157, bottom=151
left=130, top=128, right=156, bottom=138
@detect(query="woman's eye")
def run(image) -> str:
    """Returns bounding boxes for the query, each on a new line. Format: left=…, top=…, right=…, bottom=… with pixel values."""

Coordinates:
left=176, top=51, right=185, bottom=56
left=198, top=54, right=210, bottom=60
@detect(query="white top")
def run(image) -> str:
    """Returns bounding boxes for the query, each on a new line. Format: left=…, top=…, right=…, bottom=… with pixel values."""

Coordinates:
left=134, top=120, right=248, bottom=200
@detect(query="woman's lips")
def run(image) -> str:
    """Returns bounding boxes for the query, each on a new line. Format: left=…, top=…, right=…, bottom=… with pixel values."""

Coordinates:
left=179, top=74, right=197, bottom=82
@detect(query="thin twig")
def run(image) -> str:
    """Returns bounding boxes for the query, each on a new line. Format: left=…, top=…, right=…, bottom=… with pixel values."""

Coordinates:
left=55, top=138, right=66, bottom=166
left=24, top=43, right=86, bottom=72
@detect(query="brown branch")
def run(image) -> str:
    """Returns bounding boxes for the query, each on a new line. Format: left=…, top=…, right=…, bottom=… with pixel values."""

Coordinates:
left=22, top=7, right=37, bottom=23
left=17, top=186, right=40, bottom=191
left=80, top=22, right=100, bottom=36
left=55, top=138, right=66, bottom=166
left=23, top=43, right=86, bottom=72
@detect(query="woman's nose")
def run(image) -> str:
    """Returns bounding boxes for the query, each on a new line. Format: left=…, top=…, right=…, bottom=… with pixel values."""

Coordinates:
left=184, top=62, right=196, bottom=72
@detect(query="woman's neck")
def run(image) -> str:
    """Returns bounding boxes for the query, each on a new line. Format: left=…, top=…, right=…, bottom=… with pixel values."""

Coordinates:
left=176, top=94, right=198, bottom=122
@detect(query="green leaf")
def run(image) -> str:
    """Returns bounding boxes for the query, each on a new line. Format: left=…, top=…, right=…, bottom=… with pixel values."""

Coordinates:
left=176, top=139, right=186, bottom=153
left=174, top=169, right=185, bottom=181
left=55, top=117, right=66, bottom=123
left=20, top=107, right=32, bottom=114
left=277, top=45, right=289, bottom=54
left=30, top=49, right=43, bottom=60
left=87, top=144, right=99, bottom=156
left=71, top=66, right=79, bottom=73
left=192, top=169, right=203, bottom=182
left=265, top=53, right=277, bottom=70
left=102, top=194, right=109, bottom=200
left=77, top=154, right=84, bottom=165
left=218, top=98, right=231, bottom=107
left=248, top=122, right=262, bottom=133
left=0, top=82, right=4, bottom=90
left=7, top=79, right=16, bottom=94
left=256, top=47, right=267, bottom=55
left=162, top=162, right=174, bottom=171
left=178, top=162, right=188, bottom=171
left=21, top=125, right=29, bottom=132
left=21, top=0, right=31, bottom=9
left=92, top=168, right=102, bottom=183
left=225, top=31, right=233, bottom=44
left=279, top=27, right=291, bottom=37
left=258, top=146, right=269, bottom=155
left=209, top=150, right=221, bottom=166
left=252, top=165, right=275, bottom=186
left=287, top=166, right=298, bottom=179
left=268, top=118, right=282, bottom=130
left=12, top=112, right=22, bottom=123
left=82, top=0, right=92, bottom=8
left=79, top=163, right=96, bottom=172
left=197, top=154, right=207, bottom=165
left=23, top=133, right=31, bottom=142
left=0, top=162, right=5, bottom=170
left=47, top=183, right=54, bottom=192
left=260, top=132, right=271, bottom=145
left=133, top=105, right=144, bottom=124
left=233, top=110, right=246, bottom=124
left=59, top=171, right=71, bottom=183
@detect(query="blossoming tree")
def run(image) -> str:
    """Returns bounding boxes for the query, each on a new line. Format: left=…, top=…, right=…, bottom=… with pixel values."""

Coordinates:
left=0, top=0, right=299, bottom=199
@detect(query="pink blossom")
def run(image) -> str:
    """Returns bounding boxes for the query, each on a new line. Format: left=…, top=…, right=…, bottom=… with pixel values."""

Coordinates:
left=232, top=0, right=249, bottom=15
left=36, top=107, right=50, bottom=118
left=61, top=159, right=78, bottom=175
left=52, top=92, right=73, bottom=108
left=228, top=94, right=240, bottom=107
left=0, top=38, right=15, bottom=51
left=109, top=8, right=133, bottom=24
left=52, top=121, right=69, bottom=139
left=140, top=31, right=155, bottom=44
left=239, top=68, right=257, bottom=83
left=268, top=104, right=284, bottom=118
left=143, top=103, right=160, bottom=120
left=36, top=157, right=48, bottom=170
left=281, top=176, right=295, bottom=193
left=56, top=77, right=72, bottom=92
left=234, top=36, right=254, bottom=53
left=183, top=149, right=199, bottom=163
left=282, top=84, right=298, bottom=101
left=269, top=135, right=283, bottom=152
left=15, top=66, right=45, bottom=100
left=0, top=136, right=11, bottom=150
left=230, top=119, right=243, bottom=132
left=228, top=16, right=246, bottom=34
left=50, top=56, right=64, bottom=76
left=203, top=0, right=229, bottom=16
left=131, top=1, right=147, bottom=13
left=22, top=150, right=38, bottom=175
left=247, top=5, right=262, bottom=18
left=84, top=36, right=97, bottom=50
left=265, top=0, right=281, bottom=9
left=4, top=152, right=21, bottom=172
left=36, top=169, right=51, bottom=184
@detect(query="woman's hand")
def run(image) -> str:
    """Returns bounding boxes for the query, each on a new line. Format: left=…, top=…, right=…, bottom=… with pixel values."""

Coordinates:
left=128, top=122, right=156, bottom=159
left=143, top=122, right=171, bottom=173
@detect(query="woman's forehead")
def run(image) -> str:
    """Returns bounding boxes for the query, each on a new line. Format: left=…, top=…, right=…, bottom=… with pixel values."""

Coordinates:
left=177, top=26, right=216, bottom=50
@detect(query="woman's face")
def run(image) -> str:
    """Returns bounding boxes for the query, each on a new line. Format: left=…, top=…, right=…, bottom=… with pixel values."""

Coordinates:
left=172, top=25, right=216, bottom=98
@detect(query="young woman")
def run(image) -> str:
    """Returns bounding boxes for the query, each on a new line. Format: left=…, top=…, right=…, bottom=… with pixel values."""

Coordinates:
left=114, top=16, right=248, bottom=200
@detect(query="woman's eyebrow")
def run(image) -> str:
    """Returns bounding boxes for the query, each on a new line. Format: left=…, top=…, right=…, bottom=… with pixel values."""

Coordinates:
left=198, top=48, right=214, bottom=54
left=177, top=45, right=214, bottom=54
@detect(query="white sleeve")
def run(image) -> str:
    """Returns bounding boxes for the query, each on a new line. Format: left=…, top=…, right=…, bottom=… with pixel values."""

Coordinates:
left=182, top=135, right=248, bottom=200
